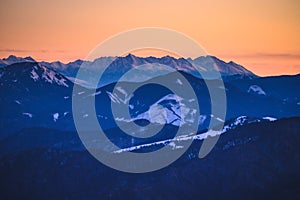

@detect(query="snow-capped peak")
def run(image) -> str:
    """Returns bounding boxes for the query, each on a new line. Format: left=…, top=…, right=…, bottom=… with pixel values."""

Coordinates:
left=1, top=62, right=69, bottom=87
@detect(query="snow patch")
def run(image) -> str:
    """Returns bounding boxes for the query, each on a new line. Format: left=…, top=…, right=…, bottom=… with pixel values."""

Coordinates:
left=30, top=69, right=39, bottom=81
left=112, top=115, right=278, bottom=154
left=263, top=117, right=277, bottom=121
left=176, top=78, right=183, bottom=85
left=22, top=113, right=33, bottom=118
left=53, top=113, right=59, bottom=122
left=168, top=142, right=184, bottom=150
left=41, top=66, right=68, bottom=87
left=115, top=117, right=131, bottom=123
left=114, top=129, right=222, bottom=154
left=199, top=115, right=207, bottom=125
left=111, top=93, right=196, bottom=126
left=133, top=94, right=195, bottom=126
left=222, top=116, right=248, bottom=132
left=219, top=85, right=228, bottom=91
left=247, top=85, right=266, bottom=95
left=216, top=117, right=225, bottom=122
left=90, top=91, right=102, bottom=96
left=106, top=90, right=132, bottom=104
left=106, top=91, right=120, bottom=103
left=115, top=86, right=127, bottom=96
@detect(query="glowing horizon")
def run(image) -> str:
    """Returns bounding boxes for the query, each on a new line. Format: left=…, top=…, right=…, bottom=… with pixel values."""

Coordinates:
left=0, top=0, right=299, bottom=76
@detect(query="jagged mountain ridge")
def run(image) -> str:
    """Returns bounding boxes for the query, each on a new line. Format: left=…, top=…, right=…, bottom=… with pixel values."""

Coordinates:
left=1, top=61, right=300, bottom=139
left=1, top=54, right=258, bottom=88
left=0, top=55, right=35, bottom=67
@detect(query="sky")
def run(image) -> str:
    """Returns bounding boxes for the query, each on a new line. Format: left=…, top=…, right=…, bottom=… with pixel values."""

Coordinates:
left=0, top=0, right=299, bottom=76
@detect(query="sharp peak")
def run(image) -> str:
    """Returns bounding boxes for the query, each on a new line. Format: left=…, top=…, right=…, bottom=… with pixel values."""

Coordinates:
left=227, top=60, right=242, bottom=66
left=7, top=55, right=18, bottom=58
left=123, top=53, right=138, bottom=58
left=24, top=56, right=35, bottom=60
left=127, top=53, right=136, bottom=57
left=3, top=55, right=20, bottom=60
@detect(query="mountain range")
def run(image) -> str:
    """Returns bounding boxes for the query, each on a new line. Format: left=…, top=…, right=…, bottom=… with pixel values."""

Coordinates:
left=1, top=54, right=257, bottom=88
left=0, top=55, right=35, bottom=67
left=0, top=55, right=300, bottom=199
left=1, top=58, right=299, bottom=139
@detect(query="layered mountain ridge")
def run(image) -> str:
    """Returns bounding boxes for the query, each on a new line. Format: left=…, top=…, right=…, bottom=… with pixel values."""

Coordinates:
left=1, top=54, right=258, bottom=88
left=1, top=55, right=300, bottom=198
left=1, top=60, right=299, bottom=139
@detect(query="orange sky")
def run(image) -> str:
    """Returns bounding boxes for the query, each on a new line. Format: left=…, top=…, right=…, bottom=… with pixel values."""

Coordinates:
left=0, top=0, right=299, bottom=76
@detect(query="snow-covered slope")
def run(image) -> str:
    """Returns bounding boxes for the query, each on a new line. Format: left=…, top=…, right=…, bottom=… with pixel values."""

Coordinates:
left=1, top=60, right=299, bottom=140
left=0, top=62, right=69, bottom=87
left=1, top=54, right=258, bottom=88
left=114, top=93, right=197, bottom=126
left=113, top=115, right=278, bottom=154
left=188, top=56, right=257, bottom=79
left=0, top=62, right=75, bottom=138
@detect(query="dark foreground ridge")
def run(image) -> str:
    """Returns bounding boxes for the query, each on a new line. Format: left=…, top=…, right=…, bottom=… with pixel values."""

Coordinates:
left=0, top=117, right=300, bottom=199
